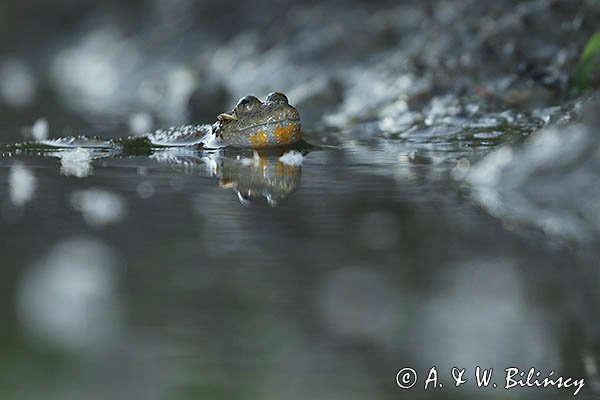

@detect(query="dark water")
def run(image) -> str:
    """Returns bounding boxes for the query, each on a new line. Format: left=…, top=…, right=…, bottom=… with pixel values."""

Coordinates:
left=1, top=0, right=600, bottom=398
left=1, top=124, right=598, bottom=400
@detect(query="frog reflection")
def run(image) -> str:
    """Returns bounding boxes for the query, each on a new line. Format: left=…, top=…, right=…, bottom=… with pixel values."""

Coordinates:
left=218, top=150, right=302, bottom=206
left=40, top=141, right=303, bottom=205
left=151, top=147, right=303, bottom=206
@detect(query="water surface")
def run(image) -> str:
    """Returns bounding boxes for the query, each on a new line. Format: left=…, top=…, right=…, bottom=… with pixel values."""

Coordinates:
left=1, top=124, right=597, bottom=399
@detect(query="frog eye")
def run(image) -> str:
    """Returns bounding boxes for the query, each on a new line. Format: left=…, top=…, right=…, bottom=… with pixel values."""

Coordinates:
left=266, top=92, right=288, bottom=104
left=235, top=95, right=261, bottom=114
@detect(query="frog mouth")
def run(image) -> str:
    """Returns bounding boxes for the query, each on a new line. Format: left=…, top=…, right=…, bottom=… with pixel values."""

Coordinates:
left=217, top=113, right=238, bottom=122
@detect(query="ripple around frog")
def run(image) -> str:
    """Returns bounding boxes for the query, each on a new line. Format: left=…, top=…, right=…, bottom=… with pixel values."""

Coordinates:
left=2, top=138, right=319, bottom=206
left=150, top=146, right=308, bottom=206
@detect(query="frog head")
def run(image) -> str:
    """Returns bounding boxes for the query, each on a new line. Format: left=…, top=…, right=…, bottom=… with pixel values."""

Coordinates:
left=214, top=92, right=301, bottom=148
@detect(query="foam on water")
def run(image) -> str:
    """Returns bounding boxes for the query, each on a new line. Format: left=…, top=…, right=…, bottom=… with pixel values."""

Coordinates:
left=279, top=150, right=304, bottom=166
left=57, top=147, right=94, bottom=178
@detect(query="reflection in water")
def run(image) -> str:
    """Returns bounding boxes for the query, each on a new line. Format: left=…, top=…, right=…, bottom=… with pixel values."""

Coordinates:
left=220, top=151, right=302, bottom=206
left=31, top=143, right=307, bottom=205
left=36, top=144, right=305, bottom=205
left=152, top=147, right=303, bottom=206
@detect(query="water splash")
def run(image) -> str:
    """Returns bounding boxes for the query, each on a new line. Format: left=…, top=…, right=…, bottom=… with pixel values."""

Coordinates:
left=57, top=147, right=94, bottom=178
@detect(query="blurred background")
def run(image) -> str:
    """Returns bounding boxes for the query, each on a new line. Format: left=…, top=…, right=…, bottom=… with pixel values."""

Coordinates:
left=0, top=0, right=597, bottom=137
left=1, top=0, right=600, bottom=399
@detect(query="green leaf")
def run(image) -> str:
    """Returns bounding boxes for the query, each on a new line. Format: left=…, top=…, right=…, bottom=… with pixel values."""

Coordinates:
left=573, top=31, right=600, bottom=92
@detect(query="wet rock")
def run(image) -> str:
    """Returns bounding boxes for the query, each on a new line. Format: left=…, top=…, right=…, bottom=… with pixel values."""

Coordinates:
left=468, top=94, right=600, bottom=241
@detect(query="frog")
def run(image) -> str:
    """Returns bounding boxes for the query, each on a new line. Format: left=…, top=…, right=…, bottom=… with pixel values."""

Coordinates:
left=149, top=92, right=301, bottom=149
left=213, top=92, right=301, bottom=148
left=1, top=92, right=302, bottom=154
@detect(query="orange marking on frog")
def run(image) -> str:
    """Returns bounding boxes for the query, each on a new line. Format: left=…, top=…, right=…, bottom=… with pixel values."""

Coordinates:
left=249, top=130, right=269, bottom=147
left=273, top=124, right=297, bottom=145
